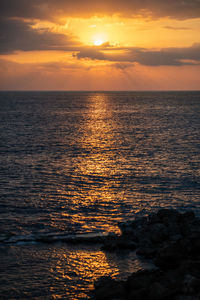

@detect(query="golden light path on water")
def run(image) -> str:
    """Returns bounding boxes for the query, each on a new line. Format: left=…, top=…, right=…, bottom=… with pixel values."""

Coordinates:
left=49, top=245, right=150, bottom=299
left=47, top=94, right=147, bottom=299
left=76, top=93, right=128, bottom=232
left=50, top=248, right=116, bottom=299
left=52, top=93, right=129, bottom=234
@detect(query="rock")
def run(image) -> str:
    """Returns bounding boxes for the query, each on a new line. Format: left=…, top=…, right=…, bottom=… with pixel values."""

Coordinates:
left=101, top=241, right=118, bottom=251
left=155, top=243, right=183, bottom=269
left=116, top=236, right=137, bottom=250
left=101, top=235, right=137, bottom=251
left=148, top=282, right=167, bottom=300
left=157, top=209, right=180, bottom=219
left=175, top=296, right=200, bottom=300
left=148, top=213, right=161, bottom=225
left=181, top=211, right=195, bottom=222
left=148, top=223, right=168, bottom=244
left=181, top=274, right=199, bottom=294
left=118, top=217, right=148, bottom=235
left=179, top=260, right=200, bottom=279
left=167, top=222, right=182, bottom=237
left=189, top=233, right=200, bottom=257
left=118, top=221, right=135, bottom=235
left=109, top=298, right=125, bottom=300
left=94, top=276, right=113, bottom=289
left=131, top=216, right=148, bottom=229
left=136, top=239, right=157, bottom=258
left=127, top=288, right=147, bottom=300
left=93, top=277, right=126, bottom=300
left=91, top=209, right=200, bottom=300
left=126, top=269, right=159, bottom=291
left=157, top=209, right=181, bottom=225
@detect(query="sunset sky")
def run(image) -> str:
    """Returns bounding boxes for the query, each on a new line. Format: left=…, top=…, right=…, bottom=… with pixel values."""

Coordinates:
left=0, top=0, right=200, bottom=90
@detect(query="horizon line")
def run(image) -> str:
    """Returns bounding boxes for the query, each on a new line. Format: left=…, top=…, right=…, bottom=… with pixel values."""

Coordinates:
left=0, top=90, right=200, bottom=92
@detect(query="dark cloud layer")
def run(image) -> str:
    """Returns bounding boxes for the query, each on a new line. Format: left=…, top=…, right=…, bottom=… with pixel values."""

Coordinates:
left=0, top=19, right=80, bottom=54
left=75, top=44, right=200, bottom=66
left=1, top=0, right=200, bottom=20
left=0, top=0, right=200, bottom=69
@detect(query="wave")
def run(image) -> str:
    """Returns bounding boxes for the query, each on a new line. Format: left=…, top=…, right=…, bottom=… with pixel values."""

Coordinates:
left=0, top=231, right=113, bottom=245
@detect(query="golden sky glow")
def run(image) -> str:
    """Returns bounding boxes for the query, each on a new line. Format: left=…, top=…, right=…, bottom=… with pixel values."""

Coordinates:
left=0, top=0, right=200, bottom=90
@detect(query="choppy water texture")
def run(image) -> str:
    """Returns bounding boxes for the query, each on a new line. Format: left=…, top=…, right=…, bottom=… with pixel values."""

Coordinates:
left=0, top=91, right=200, bottom=299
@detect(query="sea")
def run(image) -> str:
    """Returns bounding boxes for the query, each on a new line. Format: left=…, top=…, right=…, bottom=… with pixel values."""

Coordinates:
left=0, top=91, right=200, bottom=299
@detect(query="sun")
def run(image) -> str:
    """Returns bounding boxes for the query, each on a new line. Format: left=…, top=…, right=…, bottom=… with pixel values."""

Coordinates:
left=94, top=39, right=103, bottom=46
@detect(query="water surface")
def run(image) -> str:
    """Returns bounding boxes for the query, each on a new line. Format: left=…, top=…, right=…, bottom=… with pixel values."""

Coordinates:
left=0, top=91, right=200, bottom=298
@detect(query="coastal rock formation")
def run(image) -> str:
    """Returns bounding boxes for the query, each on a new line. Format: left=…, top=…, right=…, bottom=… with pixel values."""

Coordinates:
left=91, top=209, right=200, bottom=300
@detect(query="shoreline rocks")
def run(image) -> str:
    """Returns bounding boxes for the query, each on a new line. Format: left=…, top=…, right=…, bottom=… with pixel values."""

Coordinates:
left=91, top=209, right=200, bottom=300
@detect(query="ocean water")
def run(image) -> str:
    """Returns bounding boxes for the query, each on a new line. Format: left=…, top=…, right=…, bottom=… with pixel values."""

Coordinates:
left=0, top=91, right=200, bottom=299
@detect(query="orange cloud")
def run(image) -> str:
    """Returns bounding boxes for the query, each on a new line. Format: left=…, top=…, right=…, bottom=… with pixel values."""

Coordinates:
left=75, top=44, right=200, bottom=66
left=0, top=58, right=200, bottom=91
left=1, top=0, right=200, bottom=20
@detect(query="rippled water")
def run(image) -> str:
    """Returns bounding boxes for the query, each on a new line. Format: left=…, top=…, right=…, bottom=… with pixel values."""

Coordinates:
left=0, top=91, right=200, bottom=299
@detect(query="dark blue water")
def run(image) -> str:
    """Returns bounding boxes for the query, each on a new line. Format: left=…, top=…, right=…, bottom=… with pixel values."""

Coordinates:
left=0, top=91, right=200, bottom=299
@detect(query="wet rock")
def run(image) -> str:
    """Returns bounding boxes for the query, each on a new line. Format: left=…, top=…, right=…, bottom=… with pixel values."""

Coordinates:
left=148, top=223, right=168, bottom=244
left=93, top=277, right=126, bottom=300
left=118, top=221, right=134, bottom=235
left=130, top=216, right=148, bottom=229
left=148, top=282, right=167, bottom=300
left=179, top=260, right=200, bottom=279
left=181, top=274, right=200, bottom=294
left=167, top=222, right=182, bottom=237
left=91, top=209, right=200, bottom=300
left=102, top=234, right=137, bottom=251
left=91, top=258, right=200, bottom=300
left=170, top=234, right=183, bottom=242
left=112, top=209, right=199, bottom=257
left=126, top=269, right=159, bottom=291
left=103, top=209, right=200, bottom=259
left=136, top=239, right=157, bottom=258
left=181, top=211, right=195, bottom=222
left=109, top=298, right=125, bottom=300
left=101, top=237, right=118, bottom=251
left=116, top=236, right=137, bottom=250
left=118, top=216, right=148, bottom=235
left=175, top=296, right=200, bottom=300
left=148, top=212, right=161, bottom=225
left=127, top=288, right=147, bottom=300
left=189, top=233, right=200, bottom=257
left=157, top=209, right=181, bottom=224
left=155, top=242, right=184, bottom=269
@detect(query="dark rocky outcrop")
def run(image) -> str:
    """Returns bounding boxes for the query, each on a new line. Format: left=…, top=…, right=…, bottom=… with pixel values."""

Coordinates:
left=101, top=209, right=200, bottom=258
left=91, top=209, right=200, bottom=300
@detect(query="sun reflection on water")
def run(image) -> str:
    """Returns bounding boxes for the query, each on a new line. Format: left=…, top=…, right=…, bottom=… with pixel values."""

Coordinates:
left=73, top=94, right=124, bottom=232
left=48, top=245, right=151, bottom=299
left=50, top=93, right=127, bottom=234
left=48, top=94, right=135, bottom=298
left=50, top=247, right=119, bottom=299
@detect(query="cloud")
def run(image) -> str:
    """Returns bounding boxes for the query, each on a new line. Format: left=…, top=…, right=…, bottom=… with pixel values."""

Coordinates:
left=1, top=0, right=200, bottom=20
left=164, top=26, right=190, bottom=30
left=75, top=44, right=200, bottom=66
left=74, top=48, right=107, bottom=60
left=1, top=57, right=200, bottom=91
left=111, top=62, right=134, bottom=69
left=0, top=18, right=80, bottom=54
left=0, top=58, right=84, bottom=72
left=1, top=1, right=199, bottom=55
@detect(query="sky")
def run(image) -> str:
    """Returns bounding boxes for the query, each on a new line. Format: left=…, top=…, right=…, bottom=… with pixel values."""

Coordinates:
left=0, top=0, right=200, bottom=90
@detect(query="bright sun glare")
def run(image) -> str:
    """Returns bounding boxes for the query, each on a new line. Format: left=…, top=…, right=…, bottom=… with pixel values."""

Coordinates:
left=94, top=39, right=103, bottom=46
